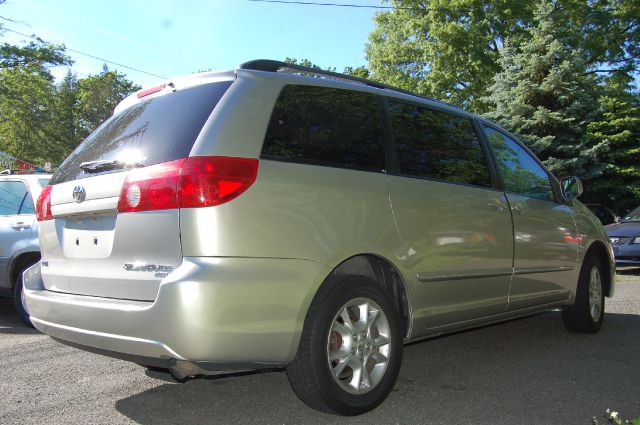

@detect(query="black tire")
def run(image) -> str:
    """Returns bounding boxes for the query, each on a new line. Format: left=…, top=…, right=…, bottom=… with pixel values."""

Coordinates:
left=13, top=271, right=34, bottom=328
left=286, top=274, right=403, bottom=415
left=562, top=255, right=605, bottom=333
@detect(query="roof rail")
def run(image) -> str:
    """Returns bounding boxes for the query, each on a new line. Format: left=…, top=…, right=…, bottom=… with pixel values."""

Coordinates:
left=239, top=59, right=454, bottom=109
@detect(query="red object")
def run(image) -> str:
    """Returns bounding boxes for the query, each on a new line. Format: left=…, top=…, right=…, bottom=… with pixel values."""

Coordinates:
left=118, top=156, right=259, bottom=213
left=36, top=185, right=53, bottom=221
left=136, top=84, right=166, bottom=99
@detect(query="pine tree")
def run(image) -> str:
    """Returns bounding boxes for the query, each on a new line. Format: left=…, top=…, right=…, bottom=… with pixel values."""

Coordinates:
left=51, top=69, right=80, bottom=163
left=585, top=74, right=640, bottom=214
left=484, top=1, right=604, bottom=180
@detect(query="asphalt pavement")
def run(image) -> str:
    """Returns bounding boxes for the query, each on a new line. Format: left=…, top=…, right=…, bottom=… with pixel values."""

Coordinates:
left=1, top=269, right=639, bottom=424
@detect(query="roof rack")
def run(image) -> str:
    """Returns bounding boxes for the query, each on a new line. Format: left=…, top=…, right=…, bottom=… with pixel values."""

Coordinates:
left=239, top=59, right=455, bottom=109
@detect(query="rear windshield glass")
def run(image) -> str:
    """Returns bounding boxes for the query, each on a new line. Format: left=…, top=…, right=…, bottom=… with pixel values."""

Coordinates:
left=50, top=81, right=232, bottom=184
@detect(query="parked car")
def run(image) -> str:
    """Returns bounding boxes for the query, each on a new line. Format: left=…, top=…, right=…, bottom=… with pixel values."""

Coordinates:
left=606, top=205, right=640, bottom=266
left=24, top=60, right=615, bottom=415
left=585, top=203, right=618, bottom=225
left=0, top=171, right=51, bottom=326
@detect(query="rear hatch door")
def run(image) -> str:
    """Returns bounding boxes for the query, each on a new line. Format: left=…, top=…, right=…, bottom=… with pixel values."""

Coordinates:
left=41, top=79, right=232, bottom=301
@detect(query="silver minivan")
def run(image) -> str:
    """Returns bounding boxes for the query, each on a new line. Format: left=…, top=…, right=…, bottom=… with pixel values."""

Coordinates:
left=25, top=60, right=615, bottom=415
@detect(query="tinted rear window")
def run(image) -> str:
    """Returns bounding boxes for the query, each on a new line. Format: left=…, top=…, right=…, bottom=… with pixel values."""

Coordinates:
left=50, top=81, right=232, bottom=184
left=261, top=85, right=385, bottom=172
left=388, top=100, right=491, bottom=188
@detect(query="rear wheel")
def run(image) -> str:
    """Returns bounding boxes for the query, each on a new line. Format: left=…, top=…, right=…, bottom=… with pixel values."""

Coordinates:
left=286, top=274, right=403, bottom=415
left=13, top=271, right=34, bottom=328
left=562, top=255, right=605, bottom=333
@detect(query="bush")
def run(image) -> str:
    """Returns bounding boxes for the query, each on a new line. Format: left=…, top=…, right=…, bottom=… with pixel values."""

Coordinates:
left=593, top=409, right=640, bottom=425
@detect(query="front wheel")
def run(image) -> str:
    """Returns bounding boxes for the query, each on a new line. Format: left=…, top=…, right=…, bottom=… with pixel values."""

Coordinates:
left=286, top=274, right=403, bottom=415
left=562, top=255, right=605, bottom=333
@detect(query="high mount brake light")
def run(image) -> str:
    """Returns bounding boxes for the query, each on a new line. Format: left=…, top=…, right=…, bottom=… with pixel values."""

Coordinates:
left=117, top=157, right=259, bottom=213
left=36, top=185, right=53, bottom=221
left=136, top=84, right=166, bottom=99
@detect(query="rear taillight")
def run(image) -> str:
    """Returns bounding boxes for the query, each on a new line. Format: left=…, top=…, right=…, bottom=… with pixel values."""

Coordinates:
left=117, top=156, right=259, bottom=213
left=178, top=156, right=259, bottom=208
left=36, top=185, right=53, bottom=221
left=117, top=159, right=185, bottom=213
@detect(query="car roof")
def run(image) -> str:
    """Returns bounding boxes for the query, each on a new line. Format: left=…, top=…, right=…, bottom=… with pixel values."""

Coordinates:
left=0, top=173, right=52, bottom=181
left=116, top=59, right=477, bottom=121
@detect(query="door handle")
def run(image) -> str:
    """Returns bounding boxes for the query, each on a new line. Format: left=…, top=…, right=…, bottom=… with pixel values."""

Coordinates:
left=11, top=222, right=31, bottom=230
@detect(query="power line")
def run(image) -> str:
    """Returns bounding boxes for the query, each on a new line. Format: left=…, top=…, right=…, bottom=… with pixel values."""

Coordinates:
left=246, top=0, right=619, bottom=15
left=246, top=0, right=425, bottom=10
left=1, top=27, right=168, bottom=80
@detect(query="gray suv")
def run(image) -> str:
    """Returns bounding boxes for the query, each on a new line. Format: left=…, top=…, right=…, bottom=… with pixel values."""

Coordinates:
left=0, top=171, right=50, bottom=326
left=24, top=60, right=615, bottom=415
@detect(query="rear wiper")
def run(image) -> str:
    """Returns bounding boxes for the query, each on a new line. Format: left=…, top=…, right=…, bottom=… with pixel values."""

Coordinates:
left=80, top=159, right=145, bottom=173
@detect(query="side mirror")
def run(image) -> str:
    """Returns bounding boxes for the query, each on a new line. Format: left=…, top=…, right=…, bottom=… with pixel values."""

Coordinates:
left=561, top=176, right=583, bottom=200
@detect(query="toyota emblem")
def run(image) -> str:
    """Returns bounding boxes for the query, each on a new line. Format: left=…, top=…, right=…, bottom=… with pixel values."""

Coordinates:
left=72, top=186, right=86, bottom=203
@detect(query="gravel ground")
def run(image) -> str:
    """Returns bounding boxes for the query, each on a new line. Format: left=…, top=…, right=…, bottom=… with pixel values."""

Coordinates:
left=1, top=269, right=639, bottom=424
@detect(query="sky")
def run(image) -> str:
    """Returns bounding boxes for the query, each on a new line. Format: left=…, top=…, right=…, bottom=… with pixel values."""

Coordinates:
left=1, top=0, right=383, bottom=87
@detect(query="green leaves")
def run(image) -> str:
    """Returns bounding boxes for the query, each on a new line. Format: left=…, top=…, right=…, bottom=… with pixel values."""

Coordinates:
left=365, top=0, right=639, bottom=211
left=366, top=0, right=536, bottom=112
left=0, top=38, right=139, bottom=169
left=0, top=40, right=71, bottom=76
left=585, top=74, right=640, bottom=212
left=75, top=66, right=140, bottom=137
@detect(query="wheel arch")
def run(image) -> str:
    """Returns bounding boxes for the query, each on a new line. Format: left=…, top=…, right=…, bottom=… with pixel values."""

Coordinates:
left=9, top=251, right=41, bottom=291
left=583, top=240, right=614, bottom=298
left=328, top=254, right=412, bottom=338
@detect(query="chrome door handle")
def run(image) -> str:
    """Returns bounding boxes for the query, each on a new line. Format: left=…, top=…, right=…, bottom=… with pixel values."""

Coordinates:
left=11, top=222, right=31, bottom=230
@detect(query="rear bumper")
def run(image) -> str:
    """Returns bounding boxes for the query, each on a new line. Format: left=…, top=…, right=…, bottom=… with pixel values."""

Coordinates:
left=24, top=257, right=329, bottom=367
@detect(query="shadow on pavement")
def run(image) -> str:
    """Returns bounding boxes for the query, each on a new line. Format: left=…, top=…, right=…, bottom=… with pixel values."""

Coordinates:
left=0, top=298, right=39, bottom=335
left=115, top=311, right=640, bottom=424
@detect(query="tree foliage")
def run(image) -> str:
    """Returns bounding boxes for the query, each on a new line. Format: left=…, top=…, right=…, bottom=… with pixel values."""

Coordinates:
left=75, top=64, right=140, bottom=136
left=367, top=0, right=536, bottom=111
left=366, top=0, right=639, bottom=211
left=284, top=57, right=369, bottom=78
left=0, top=39, right=140, bottom=167
left=484, top=1, right=603, bottom=180
left=366, top=0, right=640, bottom=112
left=585, top=74, right=640, bottom=213
left=0, top=37, right=72, bottom=165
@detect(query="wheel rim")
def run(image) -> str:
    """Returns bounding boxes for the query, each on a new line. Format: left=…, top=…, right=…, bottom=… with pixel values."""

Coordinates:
left=326, top=297, right=391, bottom=395
left=588, top=266, right=603, bottom=322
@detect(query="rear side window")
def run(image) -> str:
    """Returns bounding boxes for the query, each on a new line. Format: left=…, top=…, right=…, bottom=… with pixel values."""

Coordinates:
left=483, top=127, right=554, bottom=202
left=50, top=81, right=232, bottom=184
left=388, top=100, right=491, bottom=188
left=262, top=85, right=385, bottom=172
left=0, top=181, right=33, bottom=215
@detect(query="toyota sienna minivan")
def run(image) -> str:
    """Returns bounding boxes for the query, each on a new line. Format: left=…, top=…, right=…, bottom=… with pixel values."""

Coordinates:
left=24, top=60, right=615, bottom=415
